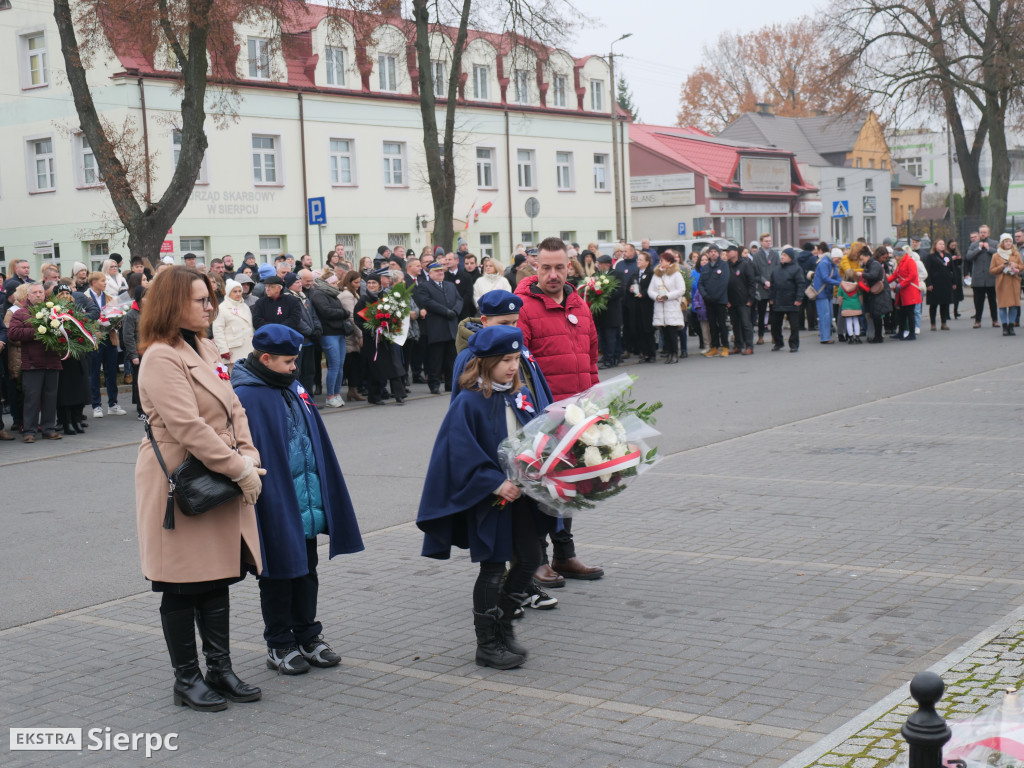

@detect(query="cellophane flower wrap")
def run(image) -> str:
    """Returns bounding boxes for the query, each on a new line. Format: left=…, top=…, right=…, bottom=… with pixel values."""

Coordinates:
left=31, top=297, right=103, bottom=360
left=99, top=292, right=132, bottom=330
left=579, top=272, right=619, bottom=315
left=498, top=374, right=661, bottom=517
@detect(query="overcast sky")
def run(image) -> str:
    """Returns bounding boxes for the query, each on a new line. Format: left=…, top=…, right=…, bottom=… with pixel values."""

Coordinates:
left=567, top=0, right=823, bottom=127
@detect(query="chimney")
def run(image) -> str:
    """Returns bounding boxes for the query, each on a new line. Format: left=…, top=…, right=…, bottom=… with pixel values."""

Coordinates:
left=755, top=102, right=774, bottom=116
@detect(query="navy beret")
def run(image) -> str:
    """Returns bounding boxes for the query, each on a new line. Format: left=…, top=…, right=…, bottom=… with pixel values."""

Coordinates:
left=467, top=325, right=523, bottom=358
left=253, top=324, right=302, bottom=356
left=477, top=290, right=522, bottom=317
left=263, top=275, right=284, bottom=286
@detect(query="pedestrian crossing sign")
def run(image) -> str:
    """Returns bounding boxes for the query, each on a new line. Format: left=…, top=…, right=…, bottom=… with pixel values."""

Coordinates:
left=832, top=200, right=850, bottom=218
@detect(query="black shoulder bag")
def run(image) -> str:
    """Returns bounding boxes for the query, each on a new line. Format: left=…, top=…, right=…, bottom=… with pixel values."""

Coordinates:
left=146, top=420, right=243, bottom=530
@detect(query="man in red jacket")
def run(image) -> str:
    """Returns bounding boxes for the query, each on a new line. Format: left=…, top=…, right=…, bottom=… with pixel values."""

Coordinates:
left=516, top=236, right=604, bottom=586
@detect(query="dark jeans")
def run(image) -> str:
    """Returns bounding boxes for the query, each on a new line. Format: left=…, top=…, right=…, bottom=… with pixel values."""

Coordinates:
left=900, top=305, right=917, bottom=339
left=474, top=499, right=542, bottom=612
left=770, top=309, right=801, bottom=349
left=598, top=326, right=622, bottom=364
left=752, top=299, right=770, bottom=338
left=660, top=325, right=679, bottom=356
left=973, top=286, right=998, bottom=322
left=90, top=341, right=119, bottom=408
left=409, top=334, right=427, bottom=377
left=802, top=299, right=818, bottom=330
left=729, top=304, right=754, bottom=350
left=21, top=369, right=59, bottom=436
left=425, top=340, right=456, bottom=390
left=929, top=303, right=950, bottom=325
left=258, top=539, right=322, bottom=649
left=706, top=303, right=728, bottom=348
left=539, top=517, right=575, bottom=565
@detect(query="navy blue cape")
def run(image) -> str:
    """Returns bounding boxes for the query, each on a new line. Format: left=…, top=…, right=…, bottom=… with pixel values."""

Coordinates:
left=233, top=362, right=364, bottom=579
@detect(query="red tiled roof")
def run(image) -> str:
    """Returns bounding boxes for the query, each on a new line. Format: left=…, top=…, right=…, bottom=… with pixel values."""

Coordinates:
left=631, top=124, right=814, bottom=195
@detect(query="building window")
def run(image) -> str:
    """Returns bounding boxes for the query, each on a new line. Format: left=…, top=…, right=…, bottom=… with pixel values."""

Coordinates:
left=897, top=156, right=923, bottom=177
left=171, top=129, right=209, bottom=184
left=87, top=241, right=108, bottom=271
left=868, top=158, right=875, bottom=169
left=28, top=137, right=56, bottom=193
left=552, top=74, right=567, bottom=108
left=476, top=147, right=496, bottom=189
left=247, top=37, right=270, bottom=80
left=597, top=230, right=612, bottom=242
left=521, top=231, right=537, bottom=246
left=865, top=177, right=874, bottom=191
left=513, top=70, right=529, bottom=104
left=251, top=135, right=280, bottom=184
left=387, top=233, right=408, bottom=249
left=593, top=153, right=609, bottom=191
left=329, top=139, right=355, bottom=185
left=77, top=135, right=101, bottom=187
left=831, top=216, right=850, bottom=244
left=179, top=237, right=207, bottom=266
left=755, top=217, right=774, bottom=240
left=21, top=31, right=48, bottom=89
left=556, top=151, right=574, bottom=191
left=516, top=149, right=536, bottom=189
left=855, top=158, right=862, bottom=168
left=336, top=234, right=358, bottom=260
left=472, top=65, right=489, bottom=100
left=382, top=142, right=406, bottom=186
left=836, top=177, right=846, bottom=191
left=479, top=233, right=496, bottom=259
left=432, top=60, right=446, bottom=97
left=259, top=236, right=284, bottom=264
left=864, top=217, right=875, bottom=244
left=325, top=46, right=346, bottom=87
left=559, top=230, right=577, bottom=243
left=378, top=54, right=397, bottom=92
left=590, top=79, right=604, bottom=111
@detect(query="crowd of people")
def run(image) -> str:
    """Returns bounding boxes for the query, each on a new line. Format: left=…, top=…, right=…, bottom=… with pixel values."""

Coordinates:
left=3, top=225, right=1024, bottom=441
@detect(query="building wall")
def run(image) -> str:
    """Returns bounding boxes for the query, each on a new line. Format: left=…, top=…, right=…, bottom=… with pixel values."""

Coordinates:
left=0, top=4, right=623, bottom=272
left=847, top=113, right=892, bottom=171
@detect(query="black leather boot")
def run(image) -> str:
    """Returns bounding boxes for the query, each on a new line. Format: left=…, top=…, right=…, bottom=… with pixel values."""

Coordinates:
left=161, top=608, right=227, bottom=711
left=473, top=610, right=525, bottom=670
left=497, top=592, right=530, bottom=659
left=195, top=594, right=261, bottom=703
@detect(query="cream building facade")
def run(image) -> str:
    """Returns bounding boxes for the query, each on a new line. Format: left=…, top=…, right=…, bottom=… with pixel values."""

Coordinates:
left=0, top=3, right=624, bottom=273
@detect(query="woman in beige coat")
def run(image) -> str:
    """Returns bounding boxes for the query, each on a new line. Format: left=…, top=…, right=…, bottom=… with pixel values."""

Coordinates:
left=989, top=233, right=1024, bottom=335
left=136, top=267, right=266, bottom=712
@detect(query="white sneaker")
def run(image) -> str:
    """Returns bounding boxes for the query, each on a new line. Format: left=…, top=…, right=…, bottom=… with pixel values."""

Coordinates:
left=915, top=327, right=921, bottom=335
left=93, top=407, right=104, bottom=419
left=325, top=396, right=345, bottom=408
left=108, top=404, right=127, bottom=416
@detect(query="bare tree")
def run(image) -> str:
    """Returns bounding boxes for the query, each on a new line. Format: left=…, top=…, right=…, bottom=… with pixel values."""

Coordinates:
left=826, top=0, right=1024, bottom=224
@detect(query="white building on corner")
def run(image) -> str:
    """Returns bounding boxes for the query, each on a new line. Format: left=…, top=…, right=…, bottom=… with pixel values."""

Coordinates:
left=0, top=2, right=624, bottom=273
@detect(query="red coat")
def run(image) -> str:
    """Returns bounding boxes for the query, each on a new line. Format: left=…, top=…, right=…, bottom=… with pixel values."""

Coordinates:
left=7, top=304, right=63, bottom=371
left=515, top=276, right=599, bottom=402
left=889, top=253, right=921, bottom=307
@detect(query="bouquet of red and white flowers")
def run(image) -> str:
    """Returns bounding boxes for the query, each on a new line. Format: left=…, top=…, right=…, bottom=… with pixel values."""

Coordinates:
left=31, top=297, right=102, bottom=360
left=98, top=293, right=133, bottom=331
left=358, top=281, right=412, bottom=341
left=498, top=374, right=661, bottom=517
left=579, top=272, right=619, bottom=315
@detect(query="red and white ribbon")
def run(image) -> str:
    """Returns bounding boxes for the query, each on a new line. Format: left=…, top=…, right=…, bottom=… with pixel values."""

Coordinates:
left=50, top=308, right=98, bottom=360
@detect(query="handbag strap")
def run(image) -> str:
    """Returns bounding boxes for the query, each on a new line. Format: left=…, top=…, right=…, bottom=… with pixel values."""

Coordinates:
left=145, top=421, right=177, bottom=530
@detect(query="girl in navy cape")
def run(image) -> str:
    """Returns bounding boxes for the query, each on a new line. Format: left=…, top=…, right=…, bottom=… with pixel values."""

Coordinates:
left=417, top=325, right=547, bottom=670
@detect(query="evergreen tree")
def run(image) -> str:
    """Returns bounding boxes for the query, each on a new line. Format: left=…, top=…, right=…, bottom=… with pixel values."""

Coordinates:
left=617, top=75, right=640, bottom=122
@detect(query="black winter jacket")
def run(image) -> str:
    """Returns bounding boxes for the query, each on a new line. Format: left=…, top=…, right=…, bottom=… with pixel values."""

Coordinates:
left=699, top=258, right=730, bottom=305
left=768, top=260, right=807, bottom=311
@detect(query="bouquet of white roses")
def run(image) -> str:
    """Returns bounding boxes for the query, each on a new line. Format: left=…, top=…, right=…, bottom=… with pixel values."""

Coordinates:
left=31, top=297, right=102, bottom=360
left=498, top=374, right=662, bottom=517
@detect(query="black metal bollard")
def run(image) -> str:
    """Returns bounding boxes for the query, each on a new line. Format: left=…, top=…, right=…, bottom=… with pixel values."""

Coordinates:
left=901, top=671, right=952, bottom=768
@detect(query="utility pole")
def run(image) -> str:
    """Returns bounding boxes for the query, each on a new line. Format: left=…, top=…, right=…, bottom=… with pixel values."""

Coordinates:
left=610, top=33, right=632, bottom=241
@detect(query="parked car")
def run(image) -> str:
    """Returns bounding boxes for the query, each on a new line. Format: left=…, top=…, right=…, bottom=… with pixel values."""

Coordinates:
left=894, top=236, right=932, bottom=253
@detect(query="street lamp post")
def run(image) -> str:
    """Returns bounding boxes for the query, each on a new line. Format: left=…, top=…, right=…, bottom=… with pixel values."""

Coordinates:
left=610, top=33, right=632, bottom=242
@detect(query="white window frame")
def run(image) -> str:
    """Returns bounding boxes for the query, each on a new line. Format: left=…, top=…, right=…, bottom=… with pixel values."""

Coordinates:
left=475, top=146, right=496, bottom=190
left=329, top=138, right=356, bottom=186
left=251, top=133, right=282, bottom=186
left=325, top=45, right=346, bottom=87
left=597, top=230, right=612, bottom=242
left=516, top=148, right=536, bottom=191
left=513, top=70, right=530, bottom=105
left=259, top=236, right=284, bottom=264
left=864, top=216, right=875, bottom=244
left=247, top=37, right=271, bottom=80
left=336, top=234, right=358, bottom=261
left=590, top=79, right=605, bottom=111
left=171, top=129, right=210, bottom=185
left=387, top=233, right=408, bottom=249
left=472, top=65, right=489, bottom=100
left=179, top=237, right=208, bottom=267
left=378, top=53, right=398, bottom=92
left=74, top=133, right=103, bottom=189
left=559, top=230, right=577, bottom=243
left=26, top=134, right=56, bottom=194
left=20, top=30, right=49, bottom=90
left=836, top=176, right=846, bottom=191
left=382, top=141, right=407, bottom=187
left=479, top=233, right=496, bottom=260
left=865, top=177, right=874, bottom=192
left=432, top=60, right=446, bottom=98
left=521, top=230, right=537, bottom=246
left=593, top=153, right=609, bottom=192
left=556, top=150, right=575, bottom=192
left=552, top=74, right=567, bottom=108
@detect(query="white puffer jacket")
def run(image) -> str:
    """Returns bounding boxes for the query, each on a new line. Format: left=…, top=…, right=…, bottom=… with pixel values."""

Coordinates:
left=648, top=264, right=686, bottom=327
left=212, top=296, right=254, bottom=363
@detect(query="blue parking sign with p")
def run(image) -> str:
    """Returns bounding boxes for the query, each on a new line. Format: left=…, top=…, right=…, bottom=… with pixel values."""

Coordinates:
left=307, top=196, right=326, bottom=226
left=677, top=222, right=687, bottom=236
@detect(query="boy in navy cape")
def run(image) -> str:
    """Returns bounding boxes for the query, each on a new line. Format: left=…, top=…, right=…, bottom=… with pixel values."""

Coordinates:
left=417, top=325, right=549, bottom=670
left=450, top=289, right=554, bottom=411
left=232, top=324, right=364, bottom=676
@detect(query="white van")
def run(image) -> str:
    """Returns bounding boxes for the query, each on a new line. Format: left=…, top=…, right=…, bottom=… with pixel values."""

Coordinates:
left=596, top=238, right=736, bottom=260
